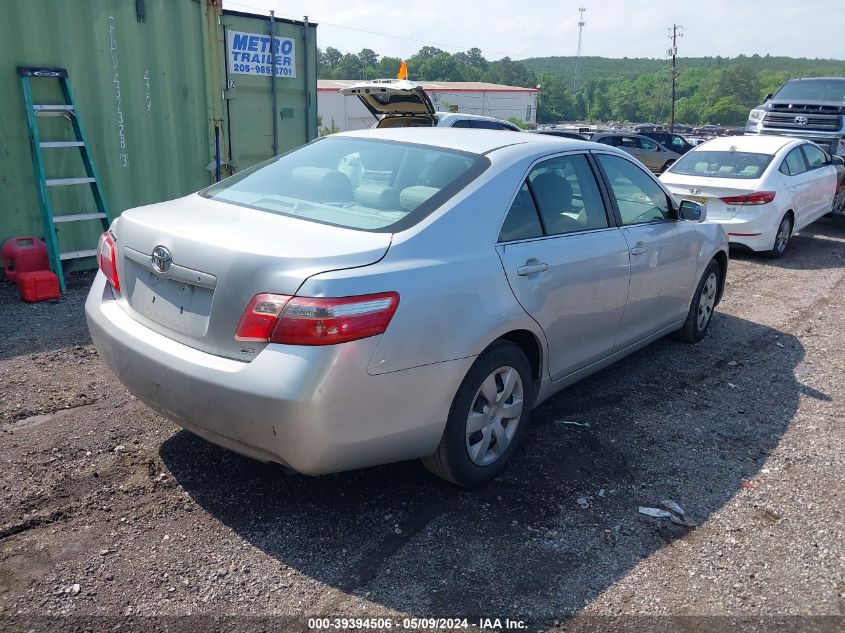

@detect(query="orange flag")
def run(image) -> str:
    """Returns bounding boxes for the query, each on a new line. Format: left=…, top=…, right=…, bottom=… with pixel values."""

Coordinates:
left=397, top=61, right=408, bottom=80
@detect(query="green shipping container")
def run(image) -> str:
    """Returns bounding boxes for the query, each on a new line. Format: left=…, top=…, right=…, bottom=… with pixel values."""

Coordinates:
left=0, top=0, right=317, bottom=276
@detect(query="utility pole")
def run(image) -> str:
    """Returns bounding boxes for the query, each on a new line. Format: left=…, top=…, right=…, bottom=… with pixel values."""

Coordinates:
left=572, top=7, right=586, bottom=92
left=667, top=24, right=683, bottom=134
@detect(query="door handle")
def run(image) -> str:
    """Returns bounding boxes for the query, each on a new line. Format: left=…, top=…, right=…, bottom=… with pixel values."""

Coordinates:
left=517, top=261, right=549, bottom=276
left=630, top=243, right=649, bottom=255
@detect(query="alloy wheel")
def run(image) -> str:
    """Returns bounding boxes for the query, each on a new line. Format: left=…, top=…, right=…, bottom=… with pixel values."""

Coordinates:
left=697, top=271, right=718, bottom=332
left=465, top=366, right=524, bottom=466
left=774, top=217, right=791, bottom=254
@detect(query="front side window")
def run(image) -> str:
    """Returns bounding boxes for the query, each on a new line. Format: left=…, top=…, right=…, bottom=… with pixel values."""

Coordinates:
left=667, top=150, right=774, bottom=179
left=597, top=154, right=673, bottom=225
left=802, top=144, right=828, bottom=169
left=639, top=137, right=659, bottom=151
left=201, top=137, right=487, bottom=232
left=781, top=147, right=808, bottom=176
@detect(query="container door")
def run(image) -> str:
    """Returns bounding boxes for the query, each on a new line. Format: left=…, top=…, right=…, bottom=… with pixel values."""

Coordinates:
left=221, top=13, right=313, bottom=172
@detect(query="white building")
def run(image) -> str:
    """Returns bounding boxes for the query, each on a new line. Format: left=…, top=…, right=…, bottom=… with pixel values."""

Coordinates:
left=318, top=80, right=539, bottom=132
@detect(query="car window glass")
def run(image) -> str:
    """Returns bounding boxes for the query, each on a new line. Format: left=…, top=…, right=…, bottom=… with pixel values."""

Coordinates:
left=782, top=148, right=807, bottom=176
left=202, top=137, right=487, bottom=232
left=499, top=182, right=543, bottom=242
left=450, top=119, right=472, bottom=128
left=669, top=150, right=774, bottom=179
left=471, top=120, right=501, bottom=130
left=597, top=136, right=618, bottom=146
left=802, top=144, right=828, bottom=169
left=619, top=137, right=638, bottom=148
left=671, top=135, right=687, bottom=148
left=597, top=154, right=672, bottom=225
left=526, top=154, right=608, bottom=235
left=639, top=137, right=658, bottom=151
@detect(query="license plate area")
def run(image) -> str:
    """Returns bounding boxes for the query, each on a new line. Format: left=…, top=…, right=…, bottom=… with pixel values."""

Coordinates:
left=125, top=261, right=213, bottom=337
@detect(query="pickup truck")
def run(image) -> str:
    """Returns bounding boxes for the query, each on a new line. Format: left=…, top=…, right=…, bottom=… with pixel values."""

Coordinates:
left=746, top=77, right=845, bottom=215
left=746, top=77, right=845, bottom=158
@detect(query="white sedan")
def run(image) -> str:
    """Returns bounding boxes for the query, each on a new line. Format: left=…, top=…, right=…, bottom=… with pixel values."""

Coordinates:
left=659, top=135, right=841, bottom=258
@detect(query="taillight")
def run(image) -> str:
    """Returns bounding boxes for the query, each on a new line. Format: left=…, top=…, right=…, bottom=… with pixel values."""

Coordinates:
left=235, top=292, right=400, bottom=346
left=234, top=294, right=292, bottom=341
left=720, top=191, right=776, bottom=205
left=97, top=231, right=120, bottom=292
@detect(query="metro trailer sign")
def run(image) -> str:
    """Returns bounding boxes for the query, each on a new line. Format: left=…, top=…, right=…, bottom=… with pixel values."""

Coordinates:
left=227, top=30, right=296, bottom=78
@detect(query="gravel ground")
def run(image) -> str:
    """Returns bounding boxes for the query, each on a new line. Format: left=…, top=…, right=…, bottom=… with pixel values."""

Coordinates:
left=0, top=219, right=843, bottom=632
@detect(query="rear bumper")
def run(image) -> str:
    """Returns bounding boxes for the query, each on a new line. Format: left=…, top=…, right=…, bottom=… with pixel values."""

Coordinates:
left=706, top=213, right=779, bottom=252
left=85, top=273, right=473, bottom=475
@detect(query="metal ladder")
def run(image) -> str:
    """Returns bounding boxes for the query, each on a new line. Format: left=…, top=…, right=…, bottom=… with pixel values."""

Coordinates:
left=18, top=67, right=112, bottom=292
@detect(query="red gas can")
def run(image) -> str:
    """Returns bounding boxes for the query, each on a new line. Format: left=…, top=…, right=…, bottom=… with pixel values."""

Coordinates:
left=2, top=237, right=49, bottom=284
left=17, top=270, right=61, bottom=302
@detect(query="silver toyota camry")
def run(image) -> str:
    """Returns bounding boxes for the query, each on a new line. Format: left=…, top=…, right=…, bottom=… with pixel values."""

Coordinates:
left=86, top=128, right=729, bottom=487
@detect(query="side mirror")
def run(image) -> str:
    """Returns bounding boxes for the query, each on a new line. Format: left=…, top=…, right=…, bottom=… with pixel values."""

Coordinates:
left=679, top=199, right=706, bottom=222
left=765, top=93, right=773, bottom=101
left=832, top=155, right=844, bottom=166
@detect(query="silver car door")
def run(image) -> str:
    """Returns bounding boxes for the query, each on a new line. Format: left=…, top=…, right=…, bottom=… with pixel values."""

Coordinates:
left=594, top=152, right=702, bottom=349
left=496, top=153, right=630, bottom=380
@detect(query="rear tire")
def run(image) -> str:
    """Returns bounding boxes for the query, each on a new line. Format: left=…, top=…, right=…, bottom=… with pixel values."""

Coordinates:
left=673, top=259, right=720, bottom=343
left=422, top=341, right=534, bottom=487
left=766, top=213, right=792, bottom=259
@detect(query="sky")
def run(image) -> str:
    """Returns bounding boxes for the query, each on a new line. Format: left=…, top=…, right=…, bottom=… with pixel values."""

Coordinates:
left=224, top=0, right=845, bottom=61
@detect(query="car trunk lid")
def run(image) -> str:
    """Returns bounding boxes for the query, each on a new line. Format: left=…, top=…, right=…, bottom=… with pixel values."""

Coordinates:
left=112, top=193, right=391, bottom=360
left=340, top=79, right=435, bottom=120
left=661, top=174, right=759, bottom=219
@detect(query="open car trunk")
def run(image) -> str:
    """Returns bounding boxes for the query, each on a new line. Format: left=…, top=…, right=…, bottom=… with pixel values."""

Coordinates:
left=340, top=79, right=435, bottom=123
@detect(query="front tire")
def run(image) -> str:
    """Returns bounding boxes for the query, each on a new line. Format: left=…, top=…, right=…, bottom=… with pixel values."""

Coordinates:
left=422, top=341, right=533, bottom=487
left=674, top=259, right=720, bottom=343
left=660, top=159, right=676, bottom=173
left=766, top=214, right=792, bottom=259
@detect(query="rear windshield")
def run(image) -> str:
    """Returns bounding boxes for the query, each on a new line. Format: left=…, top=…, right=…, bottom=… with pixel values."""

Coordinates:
left=201, top=137, right=488, bottom=232
left=774, top=79, right=845, bottom=102
left=667, top=150, right=774, bottom=179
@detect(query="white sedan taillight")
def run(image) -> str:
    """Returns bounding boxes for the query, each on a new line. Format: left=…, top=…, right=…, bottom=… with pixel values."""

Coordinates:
left=97, top=231, right=120, bottom=292
left=235, top=292, right=400, bottom=345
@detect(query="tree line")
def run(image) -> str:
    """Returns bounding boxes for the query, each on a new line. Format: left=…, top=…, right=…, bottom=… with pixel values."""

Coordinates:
left=318, top=47, right=845, bottom=126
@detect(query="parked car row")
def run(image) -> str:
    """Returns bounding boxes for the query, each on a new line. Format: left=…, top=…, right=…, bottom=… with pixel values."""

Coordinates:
left=86, top=78, right=843, bottom=488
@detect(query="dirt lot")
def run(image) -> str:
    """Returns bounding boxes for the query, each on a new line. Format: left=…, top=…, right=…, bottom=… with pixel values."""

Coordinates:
left=0, top=219, right=843, bottom=631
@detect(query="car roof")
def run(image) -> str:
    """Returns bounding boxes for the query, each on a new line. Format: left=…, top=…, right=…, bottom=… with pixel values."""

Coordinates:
left=695, top=134, right=802, bottom=154
left=334, top=127, right=612, bottom=157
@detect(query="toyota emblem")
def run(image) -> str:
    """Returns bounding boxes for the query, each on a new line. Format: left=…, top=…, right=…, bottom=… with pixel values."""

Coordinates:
left=151, top=246, right=172, bottom=273
left=794, top=116, right=809, bottom=126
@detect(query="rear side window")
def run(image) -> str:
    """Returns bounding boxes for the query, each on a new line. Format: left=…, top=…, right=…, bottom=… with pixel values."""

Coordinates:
left=499, top=182, right=543, bottom=242
left=780, top=148, right=808, bottom=176
left=471, top=120, right=502, bottom=130
left=528, top=155, right=609, bottom=235
left=499, top=154, right=608, bottom=242
left=668, top=150, right=774, bottom=179
left=801, top=144, right=828, bottom=169
left=450, top=119, right=472, bottom=128
left=201, top=137, right=488, bottom=232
